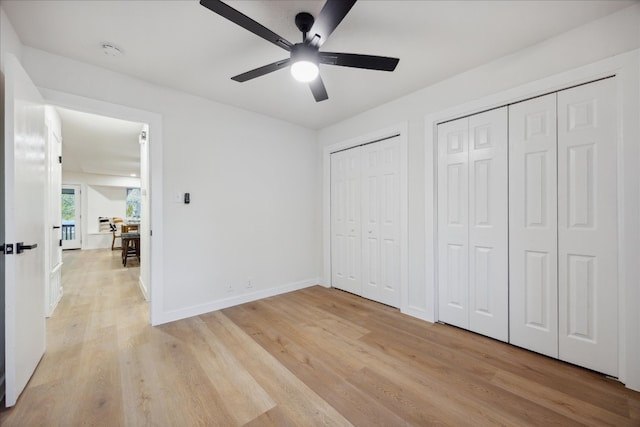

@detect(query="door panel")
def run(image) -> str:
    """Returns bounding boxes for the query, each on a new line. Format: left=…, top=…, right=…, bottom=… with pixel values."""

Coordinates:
left=331, top=148, right=361, bottom=295
left=437, top=117, right=469, bottom=329
left=468, top=108, right=508, bottom=341
left=509, top=93, right=559, bottom=358
left=4, top=54, right=47, bottom=407
left=558, top=78, right=618, bottom=376
left=361, top=137, right=400, bottom=307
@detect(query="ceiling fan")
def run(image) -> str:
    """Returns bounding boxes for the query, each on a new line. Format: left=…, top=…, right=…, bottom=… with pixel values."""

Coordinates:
left=199, top=0, right=400, bottom=102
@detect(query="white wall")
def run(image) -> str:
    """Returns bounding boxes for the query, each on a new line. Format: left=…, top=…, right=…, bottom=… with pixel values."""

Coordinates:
left=62, top=171, right=140, bottom=188
left=18, top=42, right=320, bottom=323
left=85, top=185, right=126, bottom=233
left=0, top=8, right=22, bottom=72
left=83, top=184, right=126, bottom=250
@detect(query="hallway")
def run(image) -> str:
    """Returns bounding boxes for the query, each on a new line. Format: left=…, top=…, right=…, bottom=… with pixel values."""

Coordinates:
left=1, top=249, right=146, bottom=425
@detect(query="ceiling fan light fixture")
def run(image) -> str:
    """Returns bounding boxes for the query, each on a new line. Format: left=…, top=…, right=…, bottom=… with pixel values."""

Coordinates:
left=290, top=43, right=319, bottom=82
left=291, top=60, right=319, bottom=82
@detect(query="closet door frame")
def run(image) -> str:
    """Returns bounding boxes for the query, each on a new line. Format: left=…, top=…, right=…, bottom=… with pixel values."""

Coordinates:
left=425, top=50, right=640, bottom=391
left=323, top=123, right=408, bottom=307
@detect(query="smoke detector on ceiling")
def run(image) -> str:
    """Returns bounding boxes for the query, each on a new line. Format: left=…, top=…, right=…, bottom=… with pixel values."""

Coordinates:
left=101, top=43, right=123, bottom=57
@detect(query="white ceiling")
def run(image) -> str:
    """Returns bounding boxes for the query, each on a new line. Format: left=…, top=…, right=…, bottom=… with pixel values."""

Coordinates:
left=3, top=0, right=636, bottom=130
left=56, top=107, right=143, bottom=178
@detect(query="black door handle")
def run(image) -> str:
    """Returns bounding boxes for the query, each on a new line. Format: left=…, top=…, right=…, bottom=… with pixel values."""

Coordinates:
left=53, top=225, right=61, bottom=229
left=16, top=242, right=38, bottom=254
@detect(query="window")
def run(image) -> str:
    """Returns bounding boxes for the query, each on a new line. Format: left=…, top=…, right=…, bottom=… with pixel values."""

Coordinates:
left=126, top=188, right=141, bottom=219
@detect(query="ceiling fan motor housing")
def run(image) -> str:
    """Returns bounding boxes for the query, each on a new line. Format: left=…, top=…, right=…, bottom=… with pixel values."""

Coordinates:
left=291, top=43, right=319, bottom=64
left=295, top=12, right=315, bottom=35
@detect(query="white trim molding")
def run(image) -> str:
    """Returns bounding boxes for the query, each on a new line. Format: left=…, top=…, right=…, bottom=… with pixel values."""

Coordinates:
left=139, top=276, right=149, bottom=301
left=322, top=122, right=409, bottom=312
left=425, top=49, right=640, bottom=391
left=160, top=278, right=320, bottom=325
left=39, top=88, right=165, bottom=326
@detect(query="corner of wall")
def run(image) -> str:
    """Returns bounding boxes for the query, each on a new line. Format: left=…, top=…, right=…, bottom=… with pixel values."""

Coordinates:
left=0, top=7, right=23, bottom=73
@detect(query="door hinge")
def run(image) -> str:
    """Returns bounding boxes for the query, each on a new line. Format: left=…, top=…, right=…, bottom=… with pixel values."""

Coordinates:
left=59, top=239, right=62, bottom=247
left=58, top=155, right=62, bottom=164
left=0, top=243, right=14, bottom=255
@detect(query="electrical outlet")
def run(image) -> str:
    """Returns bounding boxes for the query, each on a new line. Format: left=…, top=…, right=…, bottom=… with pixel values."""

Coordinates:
left=226, top=283, right=233, bottom=293
left=246, top=278, right=252, bottom=289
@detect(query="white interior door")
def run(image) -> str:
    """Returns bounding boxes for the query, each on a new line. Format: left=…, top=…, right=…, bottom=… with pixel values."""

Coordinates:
left=331, top=148, right=362, bottom=295
left=508, top=93, right=559, bottom=358
left=3, top=54, right=47, bottom=407
left=61, top=184, right=81, bottom=250
left=49, top=124, right=62, bottom=270
left=361, top=137, right=401, bottom=308
left=437, top=109, right=508, bottom=341
left=437, top=116, right=470, bottom=329
left=557, top=78, right=618, bottom=376
left=47, top=112, right=63, bottom=316
left=467, top=108, right=508, bottom=341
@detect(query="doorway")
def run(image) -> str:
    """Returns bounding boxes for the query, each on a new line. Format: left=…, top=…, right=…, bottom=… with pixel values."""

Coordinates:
left=55, top=106, right=148, bottom=299
left=61, top=184, right=81, bottom=250
left=40, top=88, right=164, bottom=326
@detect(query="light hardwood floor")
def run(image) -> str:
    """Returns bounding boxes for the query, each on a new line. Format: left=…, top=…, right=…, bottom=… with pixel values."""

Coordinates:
left=2, top=249, right=639, bottom=426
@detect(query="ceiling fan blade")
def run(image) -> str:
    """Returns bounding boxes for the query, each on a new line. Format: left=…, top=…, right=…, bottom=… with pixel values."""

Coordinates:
left=200, top=0, right=293, bottom=51
left=309, top=75, right=329, bottom=102
left=231, top=59, right=291, bottom=82
left=306, top=0, right=357, bottom=47
left=319, top=52, right=399, bottom=71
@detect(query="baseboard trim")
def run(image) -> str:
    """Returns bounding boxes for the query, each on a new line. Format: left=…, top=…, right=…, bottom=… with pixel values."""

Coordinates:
left=157, top=277, right=320, bottom=325
left=138, top=276, right=149, bottom=301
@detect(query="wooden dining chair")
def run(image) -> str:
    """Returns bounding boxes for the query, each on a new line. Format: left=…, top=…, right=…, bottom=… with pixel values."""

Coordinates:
left=111, top=217, right=124, bottom=250
left=121, top=223, right=139, bottom=233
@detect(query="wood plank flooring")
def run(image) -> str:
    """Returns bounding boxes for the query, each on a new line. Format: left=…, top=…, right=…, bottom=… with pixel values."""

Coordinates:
left=1, top=248, right=639, bottom=426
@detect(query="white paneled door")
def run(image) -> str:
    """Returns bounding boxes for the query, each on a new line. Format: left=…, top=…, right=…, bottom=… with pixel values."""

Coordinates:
left=437, top=117, right=470, bottom=329
left=467, top=109, right=508, bottom=341
left=361, top=137, right=401, bottom=308
left=437, top=108, right=508, bottom=341
left=331, top=147, right=362, bottom=295
left=3, top=55, right=47, bottom=407
left=331, top=136, right=401, bottom=308
left=509, top=93, right=559, bottom=358
left=557, top=78, right=618, bottom=377
left=508, top=78, right=618, bottom=375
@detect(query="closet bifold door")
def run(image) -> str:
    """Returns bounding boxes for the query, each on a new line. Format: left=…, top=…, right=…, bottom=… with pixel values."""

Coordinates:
left=331, top=147, right=362, bottom=295
left=468, top=108, right=508, bottom=341
left=508, top=93, right=559, bottom=358
left=557, top=78, right=618, bottom=377
left=437, top=108, right=508, bottom=341
left=361, top=137, right=401, bottom=308
left=438, top=117, right=470, bottom=329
